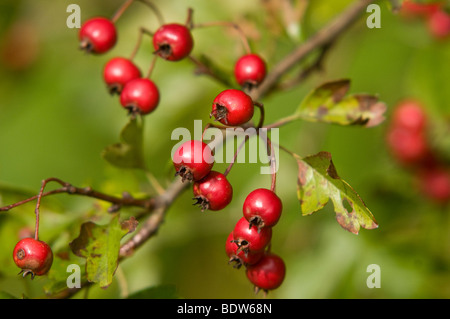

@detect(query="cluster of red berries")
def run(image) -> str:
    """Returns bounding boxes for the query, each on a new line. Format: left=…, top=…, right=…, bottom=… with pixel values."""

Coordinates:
left=401, top=0, right=450, bottom=39
left=226, top=189, right=285, bottom=295
left=79, top=15, right=195, bottom=116
left=386, top=99, right=450, bottom=204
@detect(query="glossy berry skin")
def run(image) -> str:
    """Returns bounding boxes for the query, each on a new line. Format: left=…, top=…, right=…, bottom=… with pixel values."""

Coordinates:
left=243, top=188, right=282, bottom=229
left=79, top=17, right=117, bottom=54
left=103, top=57, right=142, bottom=94
left=120, top=78, right=160, bottom=115
left=246, top=253, right=286, bottom=292
left=211, top=89, right=254, bottom=126
left=232, top=217, right=272, bottom=254
left=173, top=140, right=215, bottom=182
left=13, top=238, right=53, bottom=279
left=193, top=171, right=233, bottom=211
left=391, top=100, right=427, bottom=133
left=428, top=10, right=450, bottom=39
left=418, top=168, right=450, bottom=203
left=234, top=54, right=267, bottom=88
left=152, top=23, right=194, bottom=61
left=225, top=232, right=263, bottom=268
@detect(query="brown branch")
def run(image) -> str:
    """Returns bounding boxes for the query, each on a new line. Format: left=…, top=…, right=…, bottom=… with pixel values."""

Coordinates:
left=249, top=0, right=376, bottom=101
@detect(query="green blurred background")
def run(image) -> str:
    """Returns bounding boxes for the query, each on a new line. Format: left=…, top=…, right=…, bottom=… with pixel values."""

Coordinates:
left=0, top=0, right=449, bottom=299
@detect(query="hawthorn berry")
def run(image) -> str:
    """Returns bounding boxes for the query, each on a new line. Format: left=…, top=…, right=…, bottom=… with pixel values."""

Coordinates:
left=173, top=140, right=215, bottom=182
left=234, top=54, right=267, bottom=88
left=193, top=171, right=233, bottom=211
left=391, top=100, right=427, bottom=133
left=386, top=127, right=430, bottom=165
left=152, top=23, right=194, bottom=61
left=401, top=1, right=442, bottom=18
left=246, top=252, right=286, bottom=293
left=210, top=89, right=254, bottom=126
left=103, top=57, right=142, bottom=95
left=243, top=188, right=282, bottom=230
left=232, top=217, right=272, bottom=254
left=120, top=78, right=160, bottom=115
left=225, top=232, right=263, bottom=269
left=79, top=17, right=117, bottom=54
left=428, top=10, right=450, bottom=39
left=13, top=238, right=53, bottom=279
left=417, top=168, right=450, bottom=203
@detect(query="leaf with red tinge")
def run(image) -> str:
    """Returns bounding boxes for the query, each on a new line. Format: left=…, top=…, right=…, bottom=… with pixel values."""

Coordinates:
left=296, top=79, right=387, bottom=127
left=295, top=151, right=378, bottom=234
left=69, top=215, right=138, bottom=288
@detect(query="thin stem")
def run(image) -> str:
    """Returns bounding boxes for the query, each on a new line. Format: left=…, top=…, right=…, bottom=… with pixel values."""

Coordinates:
left=193, top=21, right=251, bottom=55
left=137, top=0, right=165, bottom=26
left=185, top=7, right=194, bottom=29
left=263, top=114, right=301, bottom=129
left=254, top=102, right=265, bottom=129
left=129, top=27, right=154, bottom=60
left=111, top=0, right=135, bottom=24
left=223, top=134, right=252, bottom=177
left=188, top=55, right=233, bottom=87
left=146, top=54, right=158, bottom=78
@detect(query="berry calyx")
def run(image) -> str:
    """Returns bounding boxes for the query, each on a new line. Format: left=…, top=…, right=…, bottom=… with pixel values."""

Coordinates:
left=210, top=89, right=254, bottom=126
left=13, top=238, right=53, bottom=279
left=120, top=78, right=160, bottom=115
left=79, top=17, right=117, bottom=54
left=246, top=252, right=286, bottom=293
left=173, top=140, right=215, bottom=182
left=232, top=217, right=272, bottom=254
left=193, top=171, right=233, bottom=211
left=234, top=54, right=267, bottom=89
left=243, top=188, right=282, bottom=230
left=103, top=57, right=142, bottom=95
left=152, top=23, right=194, bottom=61
left=225, top=232, right=263, bottom=269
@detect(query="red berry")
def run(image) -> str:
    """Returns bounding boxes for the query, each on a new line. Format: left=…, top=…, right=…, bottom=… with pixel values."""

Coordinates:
left=232, top=217, right=272, bottom=254
left=173, top=140, right=215, bottom=182
left=246, top=253, right=286, bottom=292
left=193, top=171, right=233, bottom=211
left=243, top=188, right=282, bottom=230
left=120, top=78, right=160, bottom=115
left=418, top=168, right=450, bottom=203
left=79, top=17, right=117, bottom=54
left=401, top=1, right=441, bottom=18
left=428, top=10, right=450, bottom=39
left=152, top=23, right=194, bottom=61
left=210, top=89, right=254, bottom=126
left=386, top=127, right=430, bottom=165
left=13, top=238, right=53, bottom=279
left=392, top=100, right=427, bottom=133
left=234, top=54, right=267, bottom=88
left=225, top=232, right=263, bottom=268
left=103, top=57, right=142, bottom=94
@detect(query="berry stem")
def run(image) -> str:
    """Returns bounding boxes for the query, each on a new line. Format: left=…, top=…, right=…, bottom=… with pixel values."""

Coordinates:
left=146, top=54, right=158, bottom=78
left=137, top=0, right=165, bottom=26
left=193, top=21, right=251, bottom=55
left=130, top=27, right=154, bottom=60
left=223, top=135, right=251, bottom=177
left=185, top=7, right=194, bottom=29
left=254, top=101, right=265, bottom=129
left=111, top=0, right=135, bottom=24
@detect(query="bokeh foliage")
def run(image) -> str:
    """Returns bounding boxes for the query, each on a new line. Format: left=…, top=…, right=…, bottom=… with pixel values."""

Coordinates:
left=0, top=0, right=449, bottom=299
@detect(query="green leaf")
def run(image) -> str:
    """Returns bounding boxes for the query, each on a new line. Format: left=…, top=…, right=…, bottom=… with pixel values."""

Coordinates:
left=69, top=215, right=138, bottom=288
left=127, top=285, right=180, bottom=299
left=0, top=291, right=18, bottom=299
left=296, top=79, right=387, bottom=127
left=102, top=116, right=145, bottom=169
left=296, top=151, right=378, bottom=234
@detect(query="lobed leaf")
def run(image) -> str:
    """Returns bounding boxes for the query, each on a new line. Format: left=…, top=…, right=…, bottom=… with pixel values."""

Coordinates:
left=296, top=151, right=378, bottom=234
left=69, top=215, right=138, bottom=288
left=296, top=79, right=386, bottom=127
